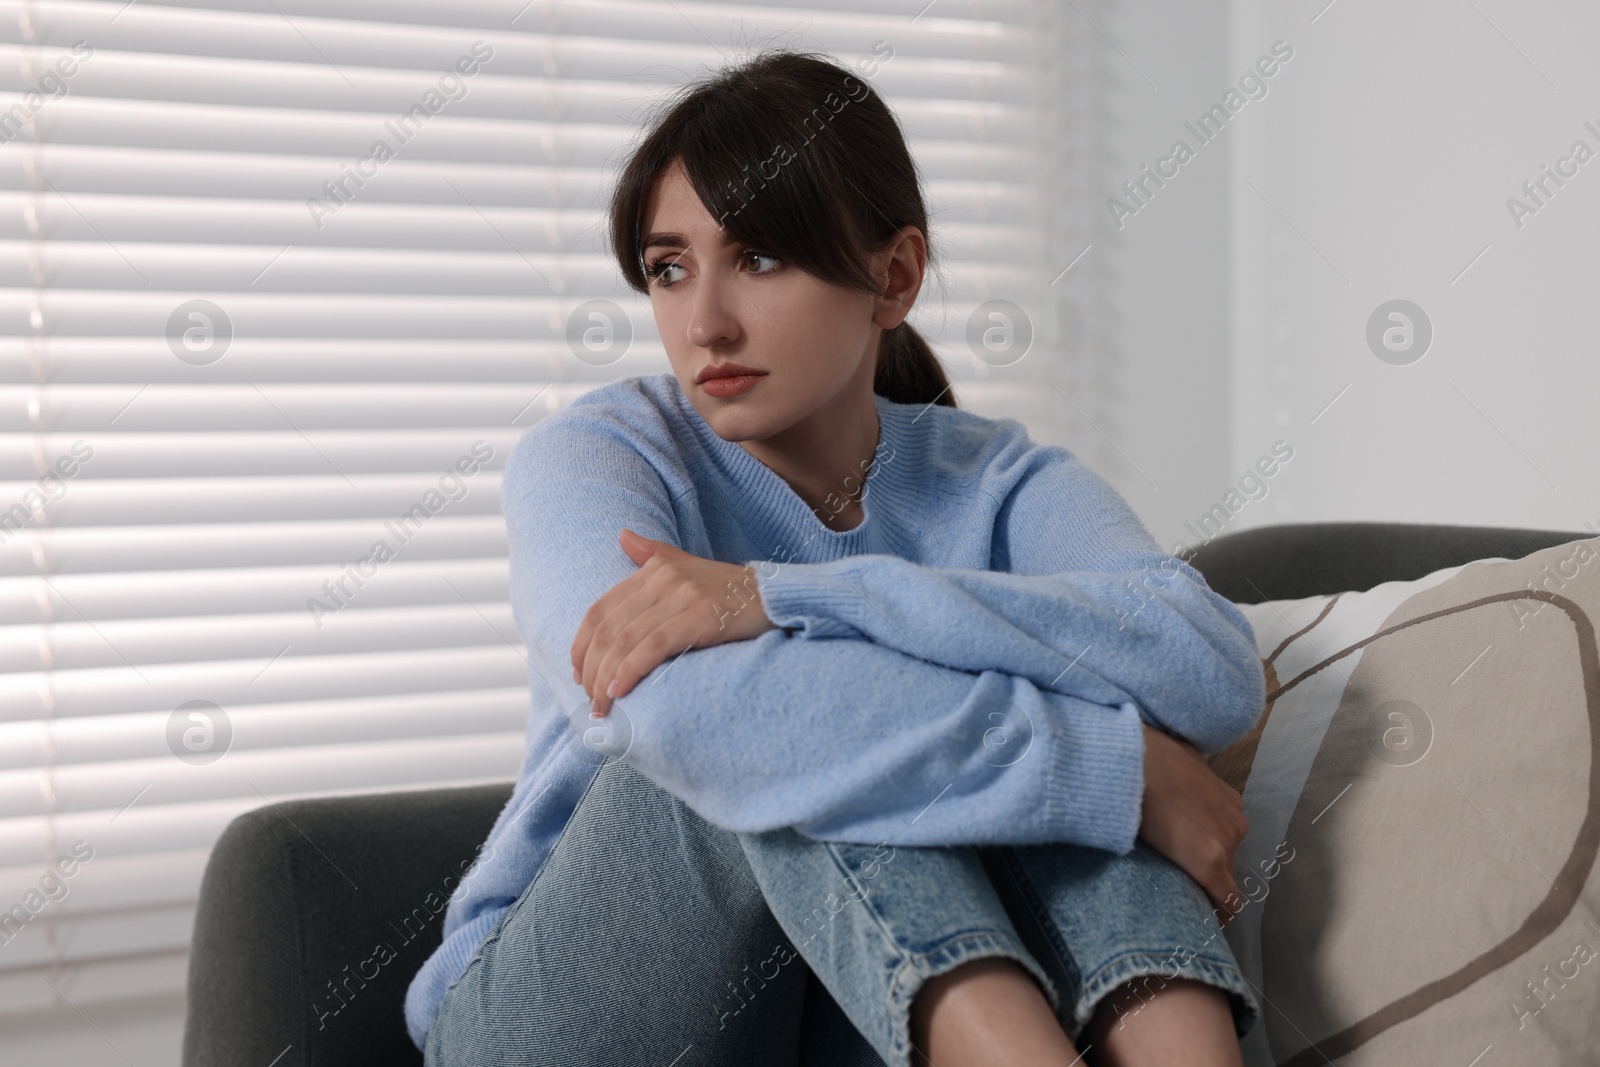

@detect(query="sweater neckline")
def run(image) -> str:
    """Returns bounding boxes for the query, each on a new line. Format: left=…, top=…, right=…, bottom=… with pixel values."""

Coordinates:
left=667, top=374, right=905, bottom=548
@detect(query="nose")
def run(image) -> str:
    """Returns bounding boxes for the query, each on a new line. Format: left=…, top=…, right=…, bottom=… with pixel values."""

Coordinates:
left=685, top=266, right=739, bottom=349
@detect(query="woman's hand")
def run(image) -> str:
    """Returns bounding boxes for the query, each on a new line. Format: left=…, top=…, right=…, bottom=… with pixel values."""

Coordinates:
left=1138, top=723, right=1249, bottom=924
left=571, top=528, right=776, bottom=717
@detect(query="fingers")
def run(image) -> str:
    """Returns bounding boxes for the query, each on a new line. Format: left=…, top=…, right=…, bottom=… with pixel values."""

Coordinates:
left=568, top=549, right=779, bottom=722
left=580, top=561, right=718, bottom=716
left=1195, top=857, right=1242, bottom=927
left=1215, top=870, right=1243, bottom=927
left=575, top=578, right=662, bottom=712
left=1210, top=804, right=1248, bottom=926
left=570, top=569, right=648, bottom=682
left=617, top=527, right=654, bottom=565
left=573, top=556, right=681, bottom=699
left=599, top=625, right=695, bottom=717
left=1138, top=730, right=1252, bottom=928
left=620, top=527, right=689, bottom=562
left=571, top=542, right=690, bottom=683
left=587, top=593, right=698, bottom=716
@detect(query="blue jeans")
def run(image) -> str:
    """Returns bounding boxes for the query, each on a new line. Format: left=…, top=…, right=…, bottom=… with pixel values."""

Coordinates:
left=424, top=758, right=1260, bottom=1066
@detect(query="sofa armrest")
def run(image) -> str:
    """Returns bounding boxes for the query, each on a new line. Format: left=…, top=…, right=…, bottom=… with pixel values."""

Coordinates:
left=182, top=781, right=514, bottom=1067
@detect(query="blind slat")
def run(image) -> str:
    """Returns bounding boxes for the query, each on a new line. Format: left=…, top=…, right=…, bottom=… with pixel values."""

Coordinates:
left=0, top=517, right=509, bottom=576
left=0, top=731, right=526, bottom=821
left=0, top=644, right=533, bottom=719
left=0, top=685, right=530, bottom=771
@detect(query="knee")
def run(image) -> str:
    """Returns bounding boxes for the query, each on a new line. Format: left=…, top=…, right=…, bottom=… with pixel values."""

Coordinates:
left=564, top=758, right=704, bottom=843
left=581, top=756, right=659, bottom=810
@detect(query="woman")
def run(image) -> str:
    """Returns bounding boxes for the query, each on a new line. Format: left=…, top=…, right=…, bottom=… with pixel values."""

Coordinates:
left=408, top=50, right=1265, bottom=1066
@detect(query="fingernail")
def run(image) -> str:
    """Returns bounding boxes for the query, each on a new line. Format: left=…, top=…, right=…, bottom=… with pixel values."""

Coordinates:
left=606, top=679, right=619, bottom=698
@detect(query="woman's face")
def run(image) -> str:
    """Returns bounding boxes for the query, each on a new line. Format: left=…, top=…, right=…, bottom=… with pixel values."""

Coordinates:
left=638, top=158, right=882, bottom=443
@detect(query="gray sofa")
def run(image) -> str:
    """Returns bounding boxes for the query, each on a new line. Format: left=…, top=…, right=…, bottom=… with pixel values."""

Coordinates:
left=180, top=521, right=1589, bottom=1066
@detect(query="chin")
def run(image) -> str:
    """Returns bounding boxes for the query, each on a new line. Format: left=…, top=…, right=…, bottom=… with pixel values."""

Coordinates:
left=693, top=398, right=772, bottom=442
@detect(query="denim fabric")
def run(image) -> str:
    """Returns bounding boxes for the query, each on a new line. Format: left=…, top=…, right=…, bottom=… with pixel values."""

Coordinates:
left=424, top=757, right=1259, bottom=1066
left=741, top=824, right=1261, bottom=1065
left=424, top=756, right=874, bottom=1066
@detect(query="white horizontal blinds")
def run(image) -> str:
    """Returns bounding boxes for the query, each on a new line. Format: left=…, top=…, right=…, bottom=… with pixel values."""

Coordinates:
left=0, top=0, right=1046, bottom=1015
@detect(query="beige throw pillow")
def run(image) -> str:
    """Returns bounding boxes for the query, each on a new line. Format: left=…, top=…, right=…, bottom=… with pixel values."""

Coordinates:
left=1209, top=536, right=1599, bottom=1066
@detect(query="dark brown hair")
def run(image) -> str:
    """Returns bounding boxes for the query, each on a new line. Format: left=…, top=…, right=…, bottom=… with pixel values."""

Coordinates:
left=607, top=50, right=956, bottom=409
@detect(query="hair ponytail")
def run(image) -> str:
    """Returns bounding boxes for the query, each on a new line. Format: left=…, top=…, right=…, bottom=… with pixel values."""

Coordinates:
left=875, top=323, right=955, bottom=408
left=609, top=50, right=957, bottom=410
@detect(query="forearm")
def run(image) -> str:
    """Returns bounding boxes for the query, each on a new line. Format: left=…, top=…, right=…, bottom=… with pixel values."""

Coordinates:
left=577, top=626, right=1148, bottom=853
left=753, top=553, right=1263, bottom=753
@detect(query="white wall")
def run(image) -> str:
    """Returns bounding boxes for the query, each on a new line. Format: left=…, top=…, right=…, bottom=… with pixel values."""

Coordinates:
left=1226, top=0, right=1599, bottom=542
left=1077, top=0, right=1598, bottom=554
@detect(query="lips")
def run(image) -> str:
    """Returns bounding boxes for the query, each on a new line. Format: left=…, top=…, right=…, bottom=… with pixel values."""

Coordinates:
left=695, top=363, right=765, bottom=384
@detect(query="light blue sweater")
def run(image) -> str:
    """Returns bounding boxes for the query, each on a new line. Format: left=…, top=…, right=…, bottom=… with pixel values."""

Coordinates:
left=403, top=372, right=1265, bottom=1049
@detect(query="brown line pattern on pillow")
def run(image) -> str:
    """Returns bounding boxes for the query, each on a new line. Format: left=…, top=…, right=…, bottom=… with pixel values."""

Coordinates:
left=1207, top=593, right=1345, bottom=792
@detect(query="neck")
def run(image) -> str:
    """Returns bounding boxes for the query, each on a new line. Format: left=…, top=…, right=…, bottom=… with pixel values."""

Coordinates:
left=737, top=358, right=882, bottom=529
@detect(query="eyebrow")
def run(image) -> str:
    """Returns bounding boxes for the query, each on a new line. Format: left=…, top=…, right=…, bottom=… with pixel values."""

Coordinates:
left=640, top=230, right=741, bottom=252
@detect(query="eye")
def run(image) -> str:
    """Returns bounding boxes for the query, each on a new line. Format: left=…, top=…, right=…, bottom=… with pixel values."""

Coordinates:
left=743, top=251, right=781, bottom=274
left=643, top=255, right=686, bottom=287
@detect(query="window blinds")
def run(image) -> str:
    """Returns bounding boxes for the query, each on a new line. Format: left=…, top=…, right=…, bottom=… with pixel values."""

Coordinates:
left=0, top=0, right=1049, bottom=1015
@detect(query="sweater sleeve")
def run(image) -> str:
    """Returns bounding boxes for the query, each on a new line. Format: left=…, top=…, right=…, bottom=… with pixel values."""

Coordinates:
left=505, top=410, right=1149, bottom=854
left=750, top=439, right=1265, bottom=754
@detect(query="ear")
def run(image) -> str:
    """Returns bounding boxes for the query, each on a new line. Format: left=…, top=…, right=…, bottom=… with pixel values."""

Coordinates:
left=871, top=225, right=927, bottom=331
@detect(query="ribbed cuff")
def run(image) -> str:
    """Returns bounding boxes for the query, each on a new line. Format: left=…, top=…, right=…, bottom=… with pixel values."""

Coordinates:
left=403, top=907, right=503, bottom=1051
left=1045, top=700, right=1145, bottom=854
left=750, top=559, right=864, bottom=640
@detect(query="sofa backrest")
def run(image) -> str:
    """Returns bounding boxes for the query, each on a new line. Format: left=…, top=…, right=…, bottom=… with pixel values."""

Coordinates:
left=1184, top=521, right=1590, bottom=604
